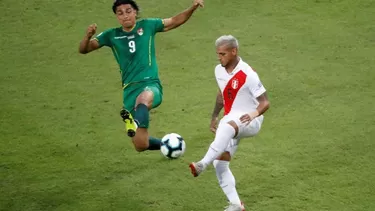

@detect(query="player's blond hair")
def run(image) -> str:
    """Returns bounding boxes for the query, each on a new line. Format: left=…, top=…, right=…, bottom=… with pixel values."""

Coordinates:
left=215, top=35, right=239, bottom=49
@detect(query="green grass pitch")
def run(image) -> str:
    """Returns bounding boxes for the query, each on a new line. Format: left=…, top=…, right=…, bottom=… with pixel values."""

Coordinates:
left=1, top=0, right=374, bottom=210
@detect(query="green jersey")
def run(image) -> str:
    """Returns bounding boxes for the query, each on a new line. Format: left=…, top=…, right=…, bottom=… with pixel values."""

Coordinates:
left=94, top=18, right=164, bottom=87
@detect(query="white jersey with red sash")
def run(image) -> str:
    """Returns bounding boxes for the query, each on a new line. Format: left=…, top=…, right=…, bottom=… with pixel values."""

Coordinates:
left=215, top=59, right=266, bottom=116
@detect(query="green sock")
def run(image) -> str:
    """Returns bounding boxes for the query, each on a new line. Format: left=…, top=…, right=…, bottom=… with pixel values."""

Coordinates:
left=134, top=104, right=160, bottom=150
left=148, top=136, right=161, bottom=150
left=134, top=104, right=149, bottom=128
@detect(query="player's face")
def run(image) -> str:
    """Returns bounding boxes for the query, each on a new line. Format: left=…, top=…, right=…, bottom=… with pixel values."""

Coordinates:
left=216, top=45, right=237, bottom=67
left=116, top=4, right=137, bottom=29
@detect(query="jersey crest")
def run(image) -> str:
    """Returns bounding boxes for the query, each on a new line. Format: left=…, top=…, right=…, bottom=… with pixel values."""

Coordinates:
left=231, top=79, right=239, bottom=89
left=137, top=28, right=144, bottom=36
left=222, top=70, right=247, bottom=115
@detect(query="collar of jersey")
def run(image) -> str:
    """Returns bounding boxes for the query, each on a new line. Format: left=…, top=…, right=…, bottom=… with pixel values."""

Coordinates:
left=228, top=58, right=243, bottom=75
left=121, top=21, right=138, bottom=33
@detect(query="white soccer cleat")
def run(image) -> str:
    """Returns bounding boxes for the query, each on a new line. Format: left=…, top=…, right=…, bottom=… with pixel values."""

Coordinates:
left=189, top=161, right=206, bottom=177
left=224, top=202, right=245, bottom=211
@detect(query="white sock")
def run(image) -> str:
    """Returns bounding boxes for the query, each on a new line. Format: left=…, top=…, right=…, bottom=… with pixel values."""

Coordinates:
left=200, top=123, right=235, bottom=166
left=213, top=160, right=241, bottom=205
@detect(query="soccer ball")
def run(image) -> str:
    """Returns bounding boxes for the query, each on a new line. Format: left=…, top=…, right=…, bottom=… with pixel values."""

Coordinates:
left=160, top=133, right=186, bottom=159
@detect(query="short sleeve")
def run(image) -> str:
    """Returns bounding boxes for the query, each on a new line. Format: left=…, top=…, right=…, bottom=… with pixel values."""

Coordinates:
left=247, top=72, right=266, bottom=98
left=145, top=18, right=164, bottom=34
left=214, top=65, right=221, bottom=87
left=94, top=29, right=113, bottom=47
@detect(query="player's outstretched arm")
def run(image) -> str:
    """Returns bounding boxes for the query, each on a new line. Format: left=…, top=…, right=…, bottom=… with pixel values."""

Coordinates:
left=240, top=92, right=270, bottom=124
left=210, top=90, right=223, bottom=133
left=162, top=0, right=204, bottom=32
left=79, top=24, right=101, bottom=54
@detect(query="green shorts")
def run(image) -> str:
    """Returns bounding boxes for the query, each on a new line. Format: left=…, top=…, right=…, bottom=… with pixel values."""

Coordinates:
left=122, top=81, right=163, bottom=115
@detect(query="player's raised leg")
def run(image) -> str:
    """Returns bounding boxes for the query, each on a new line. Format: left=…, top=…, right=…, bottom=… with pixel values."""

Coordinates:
left=189, top=120, right=239, bottom=176
left=131, top=85, right=163, bottom=152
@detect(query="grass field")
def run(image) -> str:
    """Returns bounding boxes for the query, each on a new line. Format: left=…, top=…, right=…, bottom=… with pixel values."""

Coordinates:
left=1, top=0, right=375, bottom=210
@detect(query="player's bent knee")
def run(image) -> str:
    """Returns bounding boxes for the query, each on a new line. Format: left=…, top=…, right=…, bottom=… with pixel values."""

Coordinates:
left=133, top=142, right=149, bottom=152
left=227, top=121, right=239, bottom=137
left=136, top=91, right=154, bottom=109
left=213, top=152, right=232, bottom=168
left=134, top=147, right=147, bottom=152
left=132, top=132, right=149, bottom=152
left=217, top=151, right=231, bottom=161
left=213, top=157, right=230, bottom=168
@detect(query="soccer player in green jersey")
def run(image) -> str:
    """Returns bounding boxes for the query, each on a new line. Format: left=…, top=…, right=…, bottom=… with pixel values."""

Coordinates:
left=78, top=0, right=204, bottom=152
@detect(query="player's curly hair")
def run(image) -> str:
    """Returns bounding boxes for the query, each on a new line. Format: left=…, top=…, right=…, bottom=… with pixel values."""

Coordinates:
left=112, top=0, right=140, bottom=14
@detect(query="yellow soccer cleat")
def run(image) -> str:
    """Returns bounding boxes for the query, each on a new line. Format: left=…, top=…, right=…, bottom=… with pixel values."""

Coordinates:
left=120, top=109, right=137, bottom=137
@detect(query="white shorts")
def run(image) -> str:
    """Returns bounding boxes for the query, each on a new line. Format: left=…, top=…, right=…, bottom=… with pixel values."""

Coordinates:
left=219, top=113, right=264, bottom=156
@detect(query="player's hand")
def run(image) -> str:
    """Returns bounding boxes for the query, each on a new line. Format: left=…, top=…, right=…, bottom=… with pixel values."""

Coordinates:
left=240, top=114, right=253, bottom=125
left=193, top=0, right=204, bottom=8
left=240, top=110, right=259, bottom=125
left=210, top=117, right=218, bottom=134
left=86, top=23, right=97, bottom=38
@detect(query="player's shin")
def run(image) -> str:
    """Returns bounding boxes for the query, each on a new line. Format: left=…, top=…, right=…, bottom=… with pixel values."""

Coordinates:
left=201, top=123, right=235, bottom=166
left=213, top=160, right=241, bottom=206
left=134, top=104, right=149, bottom=128
left=134, top=104, right=161, bottom=150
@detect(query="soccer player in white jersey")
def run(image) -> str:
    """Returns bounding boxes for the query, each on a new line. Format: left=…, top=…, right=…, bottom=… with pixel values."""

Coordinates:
left=189, top=35, right=270, bottom=211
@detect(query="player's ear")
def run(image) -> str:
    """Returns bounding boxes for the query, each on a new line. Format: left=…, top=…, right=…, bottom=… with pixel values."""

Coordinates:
left=231, top=47, right=237, bottom=55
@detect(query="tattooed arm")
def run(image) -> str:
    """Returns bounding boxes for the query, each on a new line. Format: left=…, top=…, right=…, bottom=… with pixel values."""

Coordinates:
left=210, top=90, right=224, bottom=133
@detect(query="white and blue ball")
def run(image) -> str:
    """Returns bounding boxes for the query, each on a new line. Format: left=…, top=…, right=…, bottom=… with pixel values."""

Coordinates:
left=160, top=133, right=186, bottom=159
